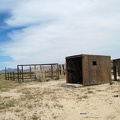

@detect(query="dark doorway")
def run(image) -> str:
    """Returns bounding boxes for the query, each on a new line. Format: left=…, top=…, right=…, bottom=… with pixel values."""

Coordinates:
left=66, top=57, right=82, bottom=84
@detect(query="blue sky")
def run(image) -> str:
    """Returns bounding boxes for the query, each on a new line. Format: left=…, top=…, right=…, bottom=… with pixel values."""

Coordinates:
left=0, top=12, right=11, bottom=42
left=0, top=0, right=120, bottom=70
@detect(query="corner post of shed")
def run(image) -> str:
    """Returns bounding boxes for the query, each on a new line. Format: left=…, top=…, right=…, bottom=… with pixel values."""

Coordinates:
left=113, top=65, right=117, bottom=81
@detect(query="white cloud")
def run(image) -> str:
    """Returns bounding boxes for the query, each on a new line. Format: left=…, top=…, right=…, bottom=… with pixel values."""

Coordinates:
left=0, top=0, right=19, bottom=12
left=1, top=0, right=120, bottom=68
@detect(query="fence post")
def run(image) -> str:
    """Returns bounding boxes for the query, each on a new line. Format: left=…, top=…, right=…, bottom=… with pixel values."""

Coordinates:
left=51, top=64, right=53, bottom=79
left=57, top=63, right=59, bottom=79
left=59, top=65, right=61, bottom=75
left=30, top=66, right=32, bottom=78
left=62, top=64, right=65, bottom=75
left=5, top=67, right=7, bottom=80
left=13, top=72, right=15, bottom=80
left=17, top=65, right=19, bottom=81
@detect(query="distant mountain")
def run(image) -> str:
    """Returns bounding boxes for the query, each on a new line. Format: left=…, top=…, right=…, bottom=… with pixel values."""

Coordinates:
left=0, top=68, right=17, bottom=73
left=0, top=69, right=5, bottom=73
left=6, top=68, right=17, bottom=72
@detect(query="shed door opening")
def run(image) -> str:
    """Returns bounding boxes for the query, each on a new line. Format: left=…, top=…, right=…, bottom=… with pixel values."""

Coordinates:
left=67, top=57, right=82, bottom=84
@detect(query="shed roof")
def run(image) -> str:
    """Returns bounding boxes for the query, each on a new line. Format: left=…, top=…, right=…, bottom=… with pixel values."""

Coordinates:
left=66, top=54, right=110, bottom=59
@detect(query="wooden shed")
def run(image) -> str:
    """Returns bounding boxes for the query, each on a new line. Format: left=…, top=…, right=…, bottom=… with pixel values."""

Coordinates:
left=66, top=54, right=111, bottom=86
left=113, top=58, right=120, bottom=81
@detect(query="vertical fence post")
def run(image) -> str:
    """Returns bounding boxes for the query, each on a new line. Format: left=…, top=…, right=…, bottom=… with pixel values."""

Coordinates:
left=20, top=70, right=22, bottom=81
left=17, top=65, right=19, bottom=81
left=5, top=67, right=7, bottom=80
left=34, top=65, right=36, bottom=79
left=13, top=72, right=15, bottom=80
left=9, top=72, right=11, bottom=80
left=59, top=65, right=61, bottom=75
left=8, top=72, right=9, bottom=80
left=62, top=64, right=65, bottom=75
left=21, top=66, right=24, bottom=81
left=51, top=64, right=53, bottom=79
left=57, top=63, right=59, bottom=79
left=30, top=66, right=31, bottom=78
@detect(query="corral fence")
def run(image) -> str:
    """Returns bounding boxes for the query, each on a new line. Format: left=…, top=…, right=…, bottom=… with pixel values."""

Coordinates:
left=5, top=71, right=17, bottom=81
left=59, top=64, right=66, bottom=75
left=5, top=63, right=66, bottom=81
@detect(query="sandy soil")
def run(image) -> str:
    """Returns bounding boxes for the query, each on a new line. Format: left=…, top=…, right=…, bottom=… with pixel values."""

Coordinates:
left=0, top=79, right=120, bottom=120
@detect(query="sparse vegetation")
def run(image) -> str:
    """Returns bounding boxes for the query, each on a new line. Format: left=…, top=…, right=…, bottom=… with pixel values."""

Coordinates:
left=0, top=99, right=16, bottom=110
left=0, top=74, right=5, bottom=80
left=0, top=78, right=22, bottom=92
left=27, top=104, right=33, bottom=109
left=77, top=95, right=88, bottom=101
left=15, top=108, right=21, bottom=112
left=53, top=103, right=63, bottom=109
left=31, top=114, right=39, bottom=120
left=0, top=78, right=120, bottom=120
left=87, top=90, right=94, bottom=94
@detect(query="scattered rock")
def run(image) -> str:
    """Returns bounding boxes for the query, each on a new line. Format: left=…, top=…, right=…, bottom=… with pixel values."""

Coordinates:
left=113, top=95, right=119, bottom=97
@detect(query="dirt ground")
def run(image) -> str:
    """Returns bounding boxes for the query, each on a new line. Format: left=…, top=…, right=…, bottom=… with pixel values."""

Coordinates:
left=0, top=79, right=120, bottom=120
